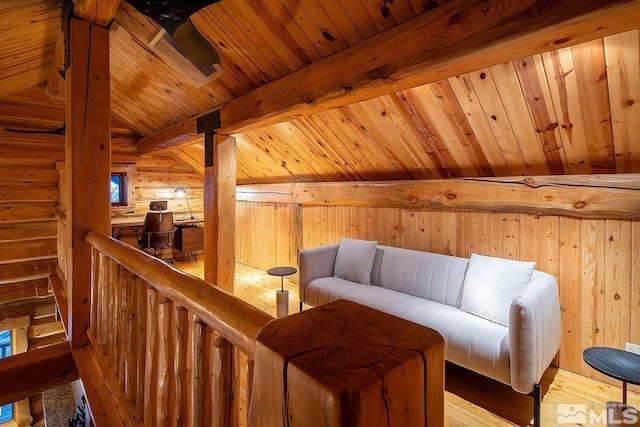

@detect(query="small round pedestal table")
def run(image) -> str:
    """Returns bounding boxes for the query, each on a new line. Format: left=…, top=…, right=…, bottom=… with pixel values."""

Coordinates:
left=267, top=266, right=297, bottom=318
left=583, top=347, right=640, bottom=426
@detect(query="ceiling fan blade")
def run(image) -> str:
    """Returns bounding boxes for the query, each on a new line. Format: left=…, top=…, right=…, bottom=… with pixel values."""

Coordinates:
left=128, top=0, right=221, bottom=66
left=4, top=124, right=65, bottom=135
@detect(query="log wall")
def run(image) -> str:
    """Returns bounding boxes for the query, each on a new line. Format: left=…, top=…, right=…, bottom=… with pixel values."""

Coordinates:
left=235, top=200, right=640, bottom=391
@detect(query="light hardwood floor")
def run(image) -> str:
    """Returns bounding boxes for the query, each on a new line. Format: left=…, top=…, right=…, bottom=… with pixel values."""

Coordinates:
left=174, top=257, right=640, bottom=427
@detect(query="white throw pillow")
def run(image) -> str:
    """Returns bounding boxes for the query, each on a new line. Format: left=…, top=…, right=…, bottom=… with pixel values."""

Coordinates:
left=334, top=238, right=378, bottom=285
left=460, top=253, right=535, bottom=326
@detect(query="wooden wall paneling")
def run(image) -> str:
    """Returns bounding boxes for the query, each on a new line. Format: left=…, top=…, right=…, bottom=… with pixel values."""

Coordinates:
left=603, top=220, right=632, bottom=351
left=604, top=30, right=640, bottom=173
left=367, top=207, right=385, bottom=244
left=448, top=75, right=511, bottom=177
left=467, top=212, right=486, bottom=256
left=441, top=211, right=456, bottom=256
left=490, top=61, right=550, bottom=176
left=540, top=47, right=593, bottom=175
left=580, top=219, right=607, bottom=381
left=558, top=217, right=582, bottom=372
left=484, top=212, right=502, bottom=258
left=349, top=206, right=367, bottom=241
left=455, top=212, right=471, bottom=259
left=501, top=214, right=521, bottom=259
left=427, top=211, right=443, bottom=255
left=632, top=221, right=640, bottom=348
left=466, top=69, right=530, bottom=176
left=0, top=203, right=57, bottom=224
left=0, top=238, right=57, bottom=264
left=571, top=39, right=617, bottom=174
left=515, top=55, right=569, bottom=175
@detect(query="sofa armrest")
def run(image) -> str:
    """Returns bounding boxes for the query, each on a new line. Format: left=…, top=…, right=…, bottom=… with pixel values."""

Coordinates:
left=508, top=272, right=561, bottom=394
left=298, top=243, right=340, bottom=304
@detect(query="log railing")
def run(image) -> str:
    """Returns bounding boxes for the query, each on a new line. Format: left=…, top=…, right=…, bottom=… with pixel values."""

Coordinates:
left=85, top=231, right=274, bottom=426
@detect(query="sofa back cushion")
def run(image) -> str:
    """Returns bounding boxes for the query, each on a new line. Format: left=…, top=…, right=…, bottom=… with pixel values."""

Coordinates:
left=334, top=238, right=378, bottom=285
left=371, top=246, right=469, bottom=307
left=460, top=253, right=535, bottom=326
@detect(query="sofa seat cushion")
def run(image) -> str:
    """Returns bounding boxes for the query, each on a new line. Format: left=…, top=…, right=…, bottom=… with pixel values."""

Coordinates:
left=305, top=278, right=511, bottom=386
left=411, top=307, right=511, bottom=385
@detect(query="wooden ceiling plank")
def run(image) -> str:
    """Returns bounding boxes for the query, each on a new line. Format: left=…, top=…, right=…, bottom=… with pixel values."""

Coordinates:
left=351, top=99, right=430, bottom=180
left=317, top=0, right=367, bottom=45
left=219, top=0, right=640, bottom=135
left=489, top=61, right=550, bottom=175
left=197, top=5, right=285, bottom=81
left=540, top=47, right=594, bottom=175
left=241, top=0, right=313, bottom=68
left=336, top=0, right=379, bottom=39
left=408, top=85, right=478, bottom=177
left=260, top=0, right=324, bottom=62
left=430, top=80, right=495, bottom=177
left=447, top=74, right=512, bottom=177
left=277, top=0, right=344, bottom=56
left=604, top=29, right=640, bottom=173
left=308, top=111, right=380, bottom=181
left=373, top=94, right=446, bottom=178
left=571, top=39, right=618, bottom=173
left=467, top=68, right=530, bottom=176
left=294, top=117, right=363, bottom=181
left=301, top=0, right=356, bottom=47
left=385, top=0, right=420, bottom=25
left=335, top=105, right=407, bottom=180
left=358, top=0, right=397, bottom=32
left=515, top=55, right=570, bottom=175
left=224, top=1, right=303, bottom=73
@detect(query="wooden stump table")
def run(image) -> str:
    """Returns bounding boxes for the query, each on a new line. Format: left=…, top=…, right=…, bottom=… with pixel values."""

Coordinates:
left=248, top=299, right=445, bottom=426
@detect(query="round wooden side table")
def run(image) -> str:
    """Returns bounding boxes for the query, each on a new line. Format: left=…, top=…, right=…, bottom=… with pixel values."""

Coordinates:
left=267, top=266, right=297, bottom=318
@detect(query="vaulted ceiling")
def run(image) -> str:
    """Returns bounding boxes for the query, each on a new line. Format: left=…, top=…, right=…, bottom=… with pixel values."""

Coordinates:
left=1, top=0, right=639, bottom=184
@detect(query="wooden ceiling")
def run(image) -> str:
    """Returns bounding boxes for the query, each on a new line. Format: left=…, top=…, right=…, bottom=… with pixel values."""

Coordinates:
left=1, top=0, right=639, bottom=184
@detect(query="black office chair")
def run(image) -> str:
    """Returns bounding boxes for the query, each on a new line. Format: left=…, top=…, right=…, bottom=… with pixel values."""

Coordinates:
left=136, top=211, right=177, bottom=263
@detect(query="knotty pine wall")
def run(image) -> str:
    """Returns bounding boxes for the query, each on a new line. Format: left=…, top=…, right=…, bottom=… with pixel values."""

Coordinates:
left=235, top=201, right=640, bottom=389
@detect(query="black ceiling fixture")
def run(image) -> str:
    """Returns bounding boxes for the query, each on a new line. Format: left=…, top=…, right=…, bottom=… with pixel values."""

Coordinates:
left=127, top=0, right=222, bottom=66
left=4, top=123, right=66, bottom=135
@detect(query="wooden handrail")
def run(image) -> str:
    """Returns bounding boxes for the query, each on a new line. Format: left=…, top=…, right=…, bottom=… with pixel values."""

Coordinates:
left=85, top=231, right=273, bottom=358
left=84, top=230, right=275, bottom=425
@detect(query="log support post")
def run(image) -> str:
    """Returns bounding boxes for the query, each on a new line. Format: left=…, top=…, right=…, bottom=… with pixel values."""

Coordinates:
left=198, top=111, right=236, bottom=292
left=65, top=16, right=112, bottom=348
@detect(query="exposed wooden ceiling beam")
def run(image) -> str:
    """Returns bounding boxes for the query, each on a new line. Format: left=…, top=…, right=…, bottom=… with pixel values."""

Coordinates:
left=72, top=0, right=120, bottom=26
left=137, top=0, right=640, bottom=153
left=46, top=0, right=121, bottom=100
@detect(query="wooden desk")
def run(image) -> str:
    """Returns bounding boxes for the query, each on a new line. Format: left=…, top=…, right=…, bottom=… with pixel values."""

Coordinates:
left=111, top=216, right=203, bottom=240
left=174, top=224, right=204, bottom=261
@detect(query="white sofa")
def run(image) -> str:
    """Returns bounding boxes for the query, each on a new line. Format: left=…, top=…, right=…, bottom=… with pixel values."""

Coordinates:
left=298, top=238, right=561, bottom=424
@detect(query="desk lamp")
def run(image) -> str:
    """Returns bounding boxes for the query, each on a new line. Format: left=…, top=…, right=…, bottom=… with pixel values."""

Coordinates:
left=175, top=187, right=195, bottom=219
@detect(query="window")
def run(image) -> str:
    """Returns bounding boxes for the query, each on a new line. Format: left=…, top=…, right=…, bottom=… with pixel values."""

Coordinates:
left=111, top=164, right=137, bottom=215
left=0, top=330, right=13, bottom=424
left=111, top=172, right=127, bottom=206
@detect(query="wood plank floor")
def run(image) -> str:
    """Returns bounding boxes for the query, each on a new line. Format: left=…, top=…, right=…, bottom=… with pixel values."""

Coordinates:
left=174, top=258, right=640, bottom=427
